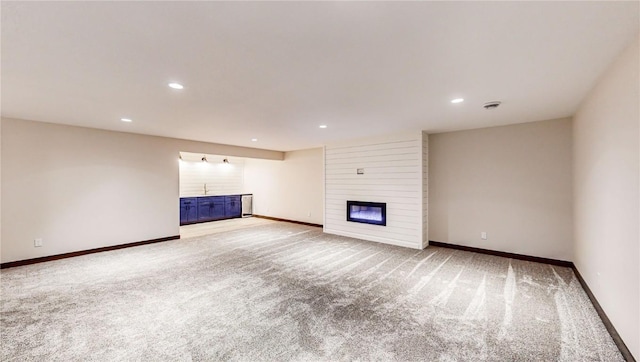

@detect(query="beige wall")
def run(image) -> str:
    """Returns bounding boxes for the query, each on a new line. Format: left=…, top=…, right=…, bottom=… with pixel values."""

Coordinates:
left=429, top=118, right=573, bottom=261
left=573, top=36, right=639, bottom=359
left=1, top=118, right=283, bottom=263
left=243, top=148, right=323, bottom=225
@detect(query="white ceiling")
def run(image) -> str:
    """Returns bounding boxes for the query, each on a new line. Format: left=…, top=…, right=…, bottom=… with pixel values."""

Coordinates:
left=2, top=2, right=638, bottom=151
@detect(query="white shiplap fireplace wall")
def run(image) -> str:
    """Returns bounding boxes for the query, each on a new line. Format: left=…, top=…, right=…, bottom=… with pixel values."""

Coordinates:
left=324, top=131, right=428, bottom=249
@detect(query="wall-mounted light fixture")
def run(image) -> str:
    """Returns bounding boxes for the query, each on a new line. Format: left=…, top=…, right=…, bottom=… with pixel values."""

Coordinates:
left=201, top=155, right=208, bottom=162
left=223, top=158, right=229, bottom=164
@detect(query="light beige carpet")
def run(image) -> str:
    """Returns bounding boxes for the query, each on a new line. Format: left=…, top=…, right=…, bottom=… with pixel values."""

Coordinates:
left=1, top=222, right=623, bottom=361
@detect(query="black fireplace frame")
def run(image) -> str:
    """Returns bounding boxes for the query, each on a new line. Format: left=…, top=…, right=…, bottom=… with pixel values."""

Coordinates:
left=346, top=200, right=387, bottom=226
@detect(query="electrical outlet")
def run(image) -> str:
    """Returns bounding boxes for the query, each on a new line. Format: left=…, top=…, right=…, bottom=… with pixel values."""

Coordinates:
left=307, top=211, right=311, bottom=217
left=480, top=232, right=487, bottom=240
left=34, top=238, right=43, bottom=247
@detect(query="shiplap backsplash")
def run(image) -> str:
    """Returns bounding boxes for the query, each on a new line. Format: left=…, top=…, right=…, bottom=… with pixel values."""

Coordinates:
left=324, top=132, right=428, bottom=249
left=179, top=153, right=244, bottom=197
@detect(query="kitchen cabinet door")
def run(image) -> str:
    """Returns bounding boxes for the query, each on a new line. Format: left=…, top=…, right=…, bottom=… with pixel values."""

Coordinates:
left=225, top=195, right=241, bottom=218
left=197, top=197, right=213, bottom=221
left=211, top=200, right=226, bottom=219
left=180, top=198, right=198, bottom=224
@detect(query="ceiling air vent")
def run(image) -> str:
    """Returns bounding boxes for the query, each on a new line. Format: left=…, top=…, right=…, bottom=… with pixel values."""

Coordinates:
left=483, top=101, right=501, bottom=110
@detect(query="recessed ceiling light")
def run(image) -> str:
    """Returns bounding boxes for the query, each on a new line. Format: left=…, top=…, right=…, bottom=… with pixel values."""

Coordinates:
left=451, top=98, right=464, bottom=104
left=251, top=138, right=258, bottom=142
left=319, top=125, right=328, bottom=129
left=168, top=82, right=184, bottom=90
left=120, top=118, right=132, bottom=122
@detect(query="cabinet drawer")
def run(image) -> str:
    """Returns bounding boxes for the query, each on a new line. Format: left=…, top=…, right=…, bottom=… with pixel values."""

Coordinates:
left=197, top=197, right=213, bottom=207
left=225, top=195, right=241, bottom=204
left=180, top=197, right=197, bottom=207
left=211, top=196, right=225, bottom=204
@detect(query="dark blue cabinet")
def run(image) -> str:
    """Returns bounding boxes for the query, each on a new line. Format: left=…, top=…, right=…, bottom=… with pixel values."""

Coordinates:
left=180, top=198, right=198, bottom=224
left=182, top=195, right=242, bottom=225
left=225, top=195, right=241, bottom=217
left=197, top=196, right=226, bottom=222
left=211, top=196, right=226, bottom=220
left=197, top=197, right=213, bottom=221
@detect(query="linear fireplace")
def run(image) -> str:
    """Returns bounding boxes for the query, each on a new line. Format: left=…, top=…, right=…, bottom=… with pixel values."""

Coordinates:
left=346, top=201, right=386, bottom=226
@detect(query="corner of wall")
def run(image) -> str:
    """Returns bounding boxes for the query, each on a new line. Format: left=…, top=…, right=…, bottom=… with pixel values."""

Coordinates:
left=572, top=35, right=639, bottom=360
left=422, top=131, right=429, bottom=249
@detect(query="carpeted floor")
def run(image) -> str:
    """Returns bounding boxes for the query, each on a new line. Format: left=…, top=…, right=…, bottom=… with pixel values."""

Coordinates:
left=1, top=222, right=623, bottom=361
